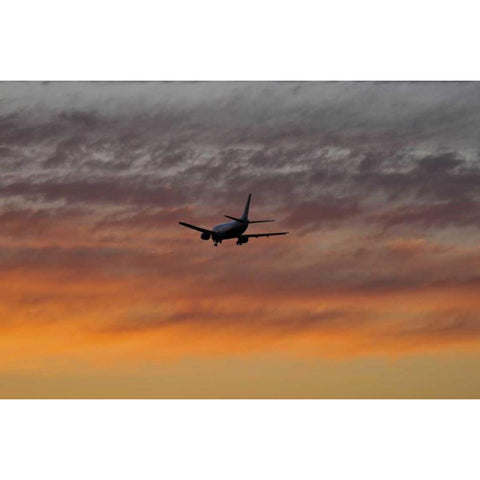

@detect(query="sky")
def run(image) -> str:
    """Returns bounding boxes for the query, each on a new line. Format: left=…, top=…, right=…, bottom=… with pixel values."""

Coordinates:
left=1, top=81, right=480, bottom=398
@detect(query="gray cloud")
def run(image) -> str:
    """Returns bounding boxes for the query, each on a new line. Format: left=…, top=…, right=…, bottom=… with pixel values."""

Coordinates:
left=373, top=201, right=480, bottom=229
left=282, top=196, right=361, bottom=233
left=2, top=82, right=480, bottom=297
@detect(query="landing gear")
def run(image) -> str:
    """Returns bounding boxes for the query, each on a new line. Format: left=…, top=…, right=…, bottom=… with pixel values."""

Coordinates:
left=236, top=237, right=248, bottom=246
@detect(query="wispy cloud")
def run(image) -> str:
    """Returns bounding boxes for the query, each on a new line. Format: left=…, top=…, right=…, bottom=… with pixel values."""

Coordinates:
left=1, top=82, right=480, bottom=370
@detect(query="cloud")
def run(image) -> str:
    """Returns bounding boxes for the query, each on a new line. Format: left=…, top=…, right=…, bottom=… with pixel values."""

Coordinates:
left=392, top=310, right=480, bottom=342
left=0, top=179, right=185, bottom=207
left=1, top=82, right=480, bottom=366
left=93, top=207, right=194, bottom=231
left=373, top=201, right=480, bottom=229
left=282, top=196, right=361, bottom=233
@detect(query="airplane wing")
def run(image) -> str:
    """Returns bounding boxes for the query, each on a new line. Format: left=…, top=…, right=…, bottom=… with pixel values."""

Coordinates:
left=242, top=232, right=289, bottom=238
left=178, top=221, right=214, bottom=235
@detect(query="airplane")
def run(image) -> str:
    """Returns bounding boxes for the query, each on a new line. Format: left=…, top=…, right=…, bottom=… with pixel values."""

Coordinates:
left=178, top=193, right=289, bottom=247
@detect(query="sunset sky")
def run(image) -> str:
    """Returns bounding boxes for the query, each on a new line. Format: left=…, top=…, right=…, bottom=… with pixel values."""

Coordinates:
left=1, top=82, right=480, bottom=397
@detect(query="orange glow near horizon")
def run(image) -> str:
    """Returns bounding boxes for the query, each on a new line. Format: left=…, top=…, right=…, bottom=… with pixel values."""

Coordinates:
left=1, top=209, right=480, bottom=397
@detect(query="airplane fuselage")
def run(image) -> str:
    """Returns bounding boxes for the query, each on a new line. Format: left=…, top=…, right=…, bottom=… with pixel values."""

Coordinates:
left=211, top=220, right=248, bottom=241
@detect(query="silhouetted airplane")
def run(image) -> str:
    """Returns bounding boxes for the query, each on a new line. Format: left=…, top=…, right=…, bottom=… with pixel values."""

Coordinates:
left=179, top=193, right=289, bottom=247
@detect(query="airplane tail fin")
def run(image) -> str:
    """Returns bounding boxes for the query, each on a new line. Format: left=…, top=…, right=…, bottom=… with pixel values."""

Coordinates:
left=225, top=194, right=275, bottom=224
left=241, top=193, right=251, bottom=221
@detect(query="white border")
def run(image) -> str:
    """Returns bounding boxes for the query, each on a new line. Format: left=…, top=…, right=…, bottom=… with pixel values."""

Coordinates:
left=2, top=0, right=480, bottom=80
left=1, top=400, right=478, bottom=480
left=1, top=2, right=479, bottom=479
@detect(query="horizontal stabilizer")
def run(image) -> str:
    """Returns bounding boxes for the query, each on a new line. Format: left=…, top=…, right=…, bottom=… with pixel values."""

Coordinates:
left=225, top=215, right=246, bottom=222
left=224, top=215, right=274, bottom=223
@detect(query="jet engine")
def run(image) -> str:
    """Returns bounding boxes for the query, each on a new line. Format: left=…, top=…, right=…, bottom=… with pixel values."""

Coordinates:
left=236, top=236, right=249, bottom=245
left=200, top=232, right=210, bottom=240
